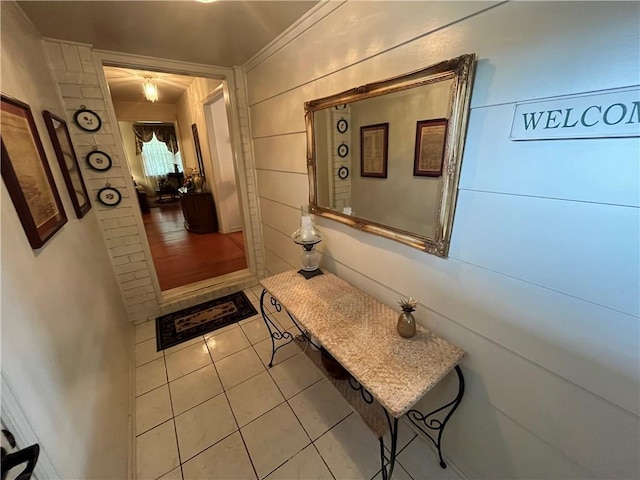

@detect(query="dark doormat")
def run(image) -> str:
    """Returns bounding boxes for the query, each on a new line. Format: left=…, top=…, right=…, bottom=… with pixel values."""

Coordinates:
left=156, top=291, right=258, bottom=351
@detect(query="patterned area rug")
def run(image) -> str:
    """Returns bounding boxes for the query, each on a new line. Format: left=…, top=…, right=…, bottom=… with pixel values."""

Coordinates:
left=156, top=291, right=257, bottom=350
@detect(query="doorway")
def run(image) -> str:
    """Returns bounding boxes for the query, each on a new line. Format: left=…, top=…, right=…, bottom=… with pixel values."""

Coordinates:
left=104, top=66, right=249, bottom=292
left=203, top=88, right=243, bottom=235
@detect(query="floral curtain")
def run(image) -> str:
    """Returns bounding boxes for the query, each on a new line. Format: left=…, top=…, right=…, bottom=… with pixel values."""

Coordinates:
left=133, top=124, right=179, bottom=155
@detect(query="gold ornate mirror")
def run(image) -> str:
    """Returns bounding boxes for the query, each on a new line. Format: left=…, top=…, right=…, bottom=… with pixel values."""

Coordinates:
left=305, top=54, right=476, bottom=256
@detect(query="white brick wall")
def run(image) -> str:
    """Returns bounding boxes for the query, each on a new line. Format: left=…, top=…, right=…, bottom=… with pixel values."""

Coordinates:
left=44, top=39, right=162, bottom=323
left=331, top=106, right=351, bottom=210
left=44, top=41, right=265, bottom=323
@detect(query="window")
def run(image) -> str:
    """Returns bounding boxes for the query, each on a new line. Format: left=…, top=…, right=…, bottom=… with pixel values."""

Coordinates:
left=141, top=133, right=183, bottom=177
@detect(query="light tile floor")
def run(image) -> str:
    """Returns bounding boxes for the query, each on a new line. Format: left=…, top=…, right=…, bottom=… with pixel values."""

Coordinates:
left=134, top=287, right=462, bottom=480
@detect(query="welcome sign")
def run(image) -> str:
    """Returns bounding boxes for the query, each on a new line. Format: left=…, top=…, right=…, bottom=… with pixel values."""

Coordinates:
left=510, top=87, right=640, bottom=140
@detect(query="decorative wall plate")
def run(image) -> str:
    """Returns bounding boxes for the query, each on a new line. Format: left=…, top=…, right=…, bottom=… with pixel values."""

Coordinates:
left=73, top=107, right=102, bottom=132
left=336, top=118, right=349, bottom=134
left=97, top=186, right=121, bottom=207
left=86, top=150, right=112, bottom=171
left=338, top=166, right=349, bottom=180
left=335, top=104, right=347, bottom=110
left=337, top=143, right=349, bottom=158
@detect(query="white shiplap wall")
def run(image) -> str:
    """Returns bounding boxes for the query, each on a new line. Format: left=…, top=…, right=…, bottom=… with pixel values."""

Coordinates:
left=244, top=1, right=640, bottom=479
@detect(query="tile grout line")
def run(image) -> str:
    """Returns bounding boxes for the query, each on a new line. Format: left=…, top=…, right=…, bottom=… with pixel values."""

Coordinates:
left=250, top=326, right=313, bottom=479
left=204, top=335, right=262, bottom=480
left=311, top=440, right=338, bottom=480
left=162, top=345, right=184, bottom=479
left=254, top=329, right=344, bottom=479
left=281, top=376, right=343, bottom=480
left=133, top=384, right=173, bottom=437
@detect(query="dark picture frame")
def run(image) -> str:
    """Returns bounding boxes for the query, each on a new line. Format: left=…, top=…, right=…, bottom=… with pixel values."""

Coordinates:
left=413, top=118, right=448, bottom=177
left=73, top=107, right=102, bottom=132
left=1, top=95, right=67, bottom=249
left=97, top=186, right=122, bottom=207
left=43, top=111, right=91, bottom=218
left=360, top=123, right=389, bottom=178
left=86, top=150, right=112, bottom=171
left=192, top=123, right=206, bottom=177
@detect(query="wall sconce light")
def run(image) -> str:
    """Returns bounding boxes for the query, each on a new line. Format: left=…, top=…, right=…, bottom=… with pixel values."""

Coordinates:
left=143, top=77, right=158, bottom=103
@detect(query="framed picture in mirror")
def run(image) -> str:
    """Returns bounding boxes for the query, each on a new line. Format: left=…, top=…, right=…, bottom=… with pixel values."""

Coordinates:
left=43, top=110, right=91, bottom=218
left=413, top=118, right=448, bottom=177
left=360, top=123, right=389, bottom=178
left=336, top=118, right=349, bottom=134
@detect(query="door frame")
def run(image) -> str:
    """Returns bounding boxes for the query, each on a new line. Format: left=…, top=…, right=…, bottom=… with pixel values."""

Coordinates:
left=93, top=50, right=263, bottom=301
left=203, top=86, right=243, bottom=234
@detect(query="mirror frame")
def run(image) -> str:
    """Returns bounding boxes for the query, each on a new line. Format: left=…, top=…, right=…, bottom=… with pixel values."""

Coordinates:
left=305, top=54, right=476, bottom=257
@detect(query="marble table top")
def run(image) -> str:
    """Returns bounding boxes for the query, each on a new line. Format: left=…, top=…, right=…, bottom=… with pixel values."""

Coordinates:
left=260, top=270, right=465, bottom=418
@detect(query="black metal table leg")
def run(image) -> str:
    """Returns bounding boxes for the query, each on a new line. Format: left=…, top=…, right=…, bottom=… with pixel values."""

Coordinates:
left=380, top=414, right=399, bottom=480
left=259, top=289, right=294, bottom=367
left=347, top=377, right=399, bottom=479
left=406, top=365, right=465, bottom=468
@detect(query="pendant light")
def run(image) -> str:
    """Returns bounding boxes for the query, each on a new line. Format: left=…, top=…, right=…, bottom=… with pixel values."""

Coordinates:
left=143, top=76, right=158, bottom=103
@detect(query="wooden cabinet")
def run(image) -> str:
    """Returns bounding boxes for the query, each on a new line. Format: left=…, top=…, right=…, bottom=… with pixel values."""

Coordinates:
left=180, top=192, right=218, bottom=234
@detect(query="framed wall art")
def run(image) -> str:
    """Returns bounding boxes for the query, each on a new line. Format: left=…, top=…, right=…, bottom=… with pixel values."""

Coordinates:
left=43, top=111, right=91, bottom=218
left=413, top=119, right=448, bottom=177
left=1, top=95, right=67, bottom=249
left=86, top=149, right=112, bottom=171
left=360, top=123, right=389, bottom=178
left=97, top=185, right=122, bottom=207
left=192, top=123, right=206, bottom=177
left=73, top=106, right=102, bottom=132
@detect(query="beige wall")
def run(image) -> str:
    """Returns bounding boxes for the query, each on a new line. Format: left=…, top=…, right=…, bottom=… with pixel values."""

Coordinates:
left=176, top=77, right=222, bottom=180
left=113, top=100, right=177, bottom=122
left=176, top=90, right=197, bottom=171
left=0, top=3, right=132, bottom=478
left=246, top=1, right=639, bottom=479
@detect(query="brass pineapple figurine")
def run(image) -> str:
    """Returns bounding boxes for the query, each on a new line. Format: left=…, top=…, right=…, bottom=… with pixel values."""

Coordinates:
left=397, top=296, right=417, bottom=338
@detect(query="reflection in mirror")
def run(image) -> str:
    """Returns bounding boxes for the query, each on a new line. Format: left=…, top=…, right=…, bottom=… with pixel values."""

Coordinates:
left=305, top=54, right=475, bottom=256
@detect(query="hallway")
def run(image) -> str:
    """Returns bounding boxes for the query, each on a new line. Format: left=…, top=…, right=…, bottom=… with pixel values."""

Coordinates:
left=134, top=286, right=454, bottom=480
left=142, top=203, right=247, bottom=291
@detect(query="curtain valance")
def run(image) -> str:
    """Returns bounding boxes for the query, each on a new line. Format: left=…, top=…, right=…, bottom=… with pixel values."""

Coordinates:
left=133, top=124, right=179, bottom=155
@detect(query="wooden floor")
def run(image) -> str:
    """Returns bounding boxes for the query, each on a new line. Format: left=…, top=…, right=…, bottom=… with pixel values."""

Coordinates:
left=142, top=202, right=247, bottom=291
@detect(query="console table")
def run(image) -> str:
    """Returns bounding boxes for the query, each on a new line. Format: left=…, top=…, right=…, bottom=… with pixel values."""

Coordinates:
left=180, top=192, right=218, bottom=233
left=259, top=270, right=465, bottom=479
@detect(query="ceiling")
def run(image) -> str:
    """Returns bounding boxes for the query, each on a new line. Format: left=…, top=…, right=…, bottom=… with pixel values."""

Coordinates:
left=17, top=0, right=319, bottom=67
left=103, top=66, right=209, bottom=104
